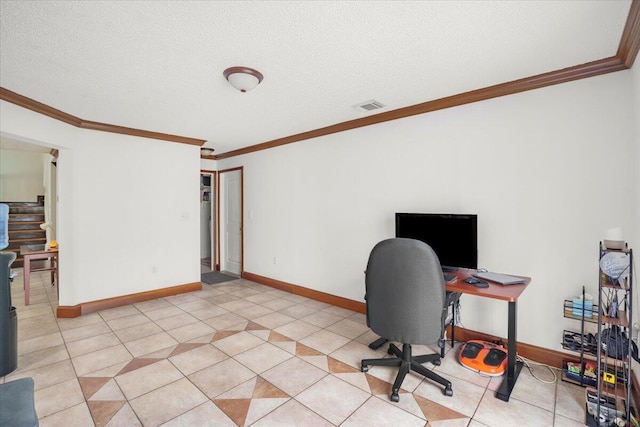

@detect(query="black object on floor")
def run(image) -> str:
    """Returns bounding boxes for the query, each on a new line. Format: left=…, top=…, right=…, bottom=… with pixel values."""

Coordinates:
left=201, top=271, right=237, bottom=285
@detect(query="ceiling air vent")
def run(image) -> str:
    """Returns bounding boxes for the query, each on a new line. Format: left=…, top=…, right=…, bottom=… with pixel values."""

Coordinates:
left=353, top=99, right=385, bottom=113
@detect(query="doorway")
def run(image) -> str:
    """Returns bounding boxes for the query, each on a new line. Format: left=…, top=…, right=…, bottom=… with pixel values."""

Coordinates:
left=200, top=171, right=215, bottom=273
left=218, top=168, right=243, bottom=276
left=46, top=149, right=58, bottom=243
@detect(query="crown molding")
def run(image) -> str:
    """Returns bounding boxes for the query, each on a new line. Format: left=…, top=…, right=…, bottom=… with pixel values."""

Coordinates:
left=213, top=55, right=627, bottom=160
left=215, top=2, right=640, bottom=160
left=79, top=119, right=205, bottom=146
left=618, top=0, right=640, bottom=68
left=0, top=87, right=82, bottom=127
left=2, top=2, right=638, bottom=157
left=0, top=87, right=206, bottom=146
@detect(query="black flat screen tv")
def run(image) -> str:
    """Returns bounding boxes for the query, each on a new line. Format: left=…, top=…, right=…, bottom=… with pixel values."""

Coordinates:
left=395, top=213, right=478, bottom=269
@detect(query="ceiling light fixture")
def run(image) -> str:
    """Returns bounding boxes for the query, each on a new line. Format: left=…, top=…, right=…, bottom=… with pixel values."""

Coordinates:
left=200, top=147, right=215, bottom=157
left=223, top=66, right=263, bottom=92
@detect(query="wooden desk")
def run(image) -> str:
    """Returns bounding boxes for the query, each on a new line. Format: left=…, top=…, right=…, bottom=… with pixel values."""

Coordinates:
left=19, top=244, right=58, bottom=306
left=446, top=269, right=531, bottom=402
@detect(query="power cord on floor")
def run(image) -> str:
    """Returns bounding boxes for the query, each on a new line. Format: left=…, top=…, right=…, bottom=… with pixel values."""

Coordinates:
left=453, top=302, right=556, bottom=383
left=516, top=354, right=557, bottom=384
left=451, top=340, right=558, bottom=382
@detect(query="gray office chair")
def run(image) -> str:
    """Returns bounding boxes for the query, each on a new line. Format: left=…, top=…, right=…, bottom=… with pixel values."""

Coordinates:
left=361, top=238, right=453, bottom=401
left=367, top=290, right=460, bottom=358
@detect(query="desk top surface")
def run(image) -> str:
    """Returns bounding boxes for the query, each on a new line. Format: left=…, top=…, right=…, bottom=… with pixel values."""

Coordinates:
left=20, top=244, right=58, bottom=255
left=445, top=268, right=530, bottom=303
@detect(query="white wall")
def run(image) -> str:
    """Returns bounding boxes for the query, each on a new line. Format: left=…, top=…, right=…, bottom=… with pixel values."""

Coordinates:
left=200, top=159, right=217, bottom=170
left=218, top=70, right=637, bottom=351
left=0, top=148, right=47, bottom=202
left=0, top=101, right=201, bottom=306
left=43, top=159, right=57, bottom=242
left=1, top=66, right=636, bottom=352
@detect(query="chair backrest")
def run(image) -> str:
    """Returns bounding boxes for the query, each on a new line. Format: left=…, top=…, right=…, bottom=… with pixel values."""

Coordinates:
left=0, top=204, right=8, bottom=250
left=365, top=238, right=446, bottom=345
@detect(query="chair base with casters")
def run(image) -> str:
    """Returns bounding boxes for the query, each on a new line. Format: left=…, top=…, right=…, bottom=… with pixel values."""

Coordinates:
left=361, top=342, right=453, bottom=401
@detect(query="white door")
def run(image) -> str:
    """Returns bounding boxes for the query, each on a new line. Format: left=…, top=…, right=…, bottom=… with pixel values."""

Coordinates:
left=220, top=169, right=242, bottom=275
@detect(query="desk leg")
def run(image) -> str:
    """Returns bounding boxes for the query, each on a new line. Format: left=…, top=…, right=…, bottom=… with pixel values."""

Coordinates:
left=54, top=254, right=59, bottom=301
left=24, top=256, right=31, bottom=306
left=496, top=301, right=523, bottom=401
left=50, top=260, right=55, bottom=285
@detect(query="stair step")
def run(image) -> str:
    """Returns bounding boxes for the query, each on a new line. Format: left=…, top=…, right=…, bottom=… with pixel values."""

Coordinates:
left=8, top=221, right=44, bottom=230
left=9, top=237, right=46, bottom=243
left=9, top=213, right=44, bottom=224
left=6, top=246, right=44, bottom=252
left=3, top=201, right=47, bottom=268
left=8, top=228, right=45, bottom=233
left=6, top=238, right=46, bottom=250
left=2, top=201, right=43, bottom=205
left=9, top=230, right=46, bottom=239
left=7, top=207, right=44, bottom=214
left=9, top=213, right=45, bottom=218
left=9, top=209, right=44, bottom=217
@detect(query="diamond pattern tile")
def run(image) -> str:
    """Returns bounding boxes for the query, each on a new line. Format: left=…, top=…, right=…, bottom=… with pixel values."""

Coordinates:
left=87, top=400, right=125, bottom=427
left=3, top=267, right=586, bottom=426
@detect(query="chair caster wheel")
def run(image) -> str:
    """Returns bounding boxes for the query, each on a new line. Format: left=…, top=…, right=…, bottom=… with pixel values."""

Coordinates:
left=444, top=386, right=453, bottom=397
left=361, top=364, right=369, bottom=373
left=433, top=359, right=441, bottom=366
left=387, top=347, right=394, bottom=355
left=390, top=392, right=399, bottom=402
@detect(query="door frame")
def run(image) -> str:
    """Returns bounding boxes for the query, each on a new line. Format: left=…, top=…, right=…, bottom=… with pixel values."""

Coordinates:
left=200, top=169, right=217, bottom=270
left=217, top=167, right=243, bottom=275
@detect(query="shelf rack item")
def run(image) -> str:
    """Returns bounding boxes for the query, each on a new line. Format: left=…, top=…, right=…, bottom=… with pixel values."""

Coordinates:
left=563, top=298, right=598, bottom=323
left=587, top=242, right=633, bottom=426
left=562, top=286, right=598, bottom=387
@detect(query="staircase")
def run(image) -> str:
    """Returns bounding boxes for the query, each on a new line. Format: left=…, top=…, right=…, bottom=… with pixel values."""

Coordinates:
left=3, top=202, right=46, bottom=268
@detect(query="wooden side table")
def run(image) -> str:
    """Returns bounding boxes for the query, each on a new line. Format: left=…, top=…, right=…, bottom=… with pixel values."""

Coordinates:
left=19, top=244, right=58, bottom=306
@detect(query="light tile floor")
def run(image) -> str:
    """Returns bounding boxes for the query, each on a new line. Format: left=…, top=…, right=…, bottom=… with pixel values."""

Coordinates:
left=1, top=267, right=588, bottom=426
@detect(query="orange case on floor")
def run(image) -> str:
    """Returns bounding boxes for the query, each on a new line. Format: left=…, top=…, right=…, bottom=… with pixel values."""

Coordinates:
left=458, top=340, right=508, bottom=376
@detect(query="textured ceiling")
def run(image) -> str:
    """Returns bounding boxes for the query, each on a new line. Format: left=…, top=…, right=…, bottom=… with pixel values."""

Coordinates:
left=0, top=1, right=633, bottom=155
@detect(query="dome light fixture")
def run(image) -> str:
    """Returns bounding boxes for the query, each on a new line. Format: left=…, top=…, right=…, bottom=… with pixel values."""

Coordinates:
left=200, top=147, right=215, bottom=157
left=223, top=66, right=264, bottom=92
